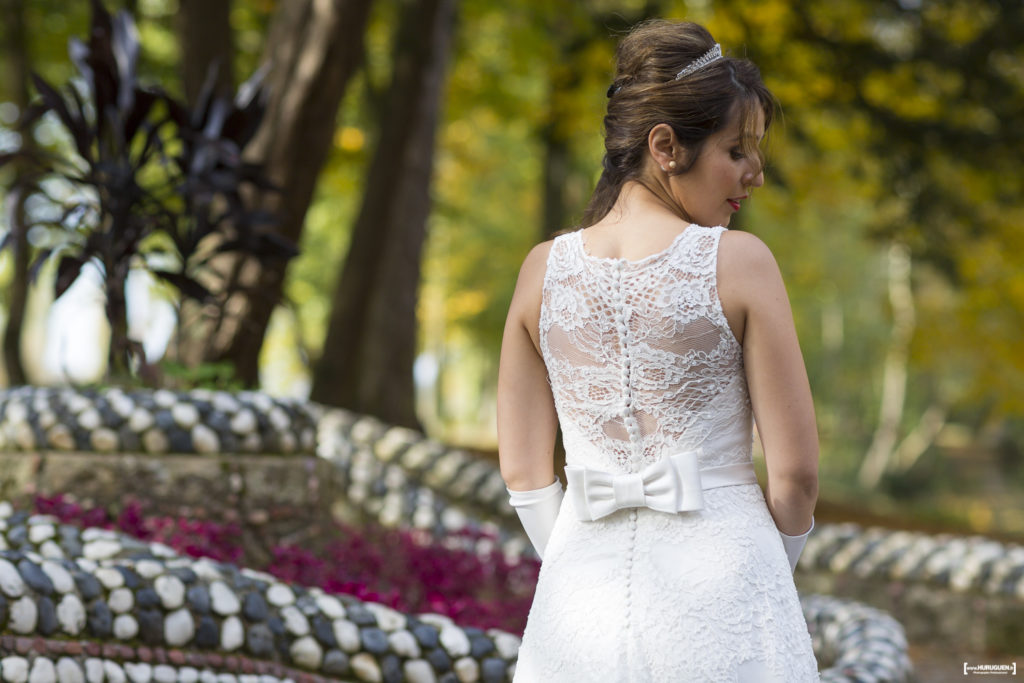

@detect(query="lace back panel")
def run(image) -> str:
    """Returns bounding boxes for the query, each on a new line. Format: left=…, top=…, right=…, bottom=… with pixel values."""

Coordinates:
left=539, top=226, right=751, bottom=473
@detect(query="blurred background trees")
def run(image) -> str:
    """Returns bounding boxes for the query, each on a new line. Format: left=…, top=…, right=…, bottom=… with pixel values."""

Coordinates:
left=0, top=0, right=1022, bottom=535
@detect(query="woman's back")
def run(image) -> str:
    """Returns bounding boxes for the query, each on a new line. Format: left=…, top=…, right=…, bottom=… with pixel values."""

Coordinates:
left=512, top=224, right=819, bottom=682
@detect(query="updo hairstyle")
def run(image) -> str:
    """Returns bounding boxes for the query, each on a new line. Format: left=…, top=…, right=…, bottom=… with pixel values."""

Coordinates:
left=580, top=20, right=776, bottom=227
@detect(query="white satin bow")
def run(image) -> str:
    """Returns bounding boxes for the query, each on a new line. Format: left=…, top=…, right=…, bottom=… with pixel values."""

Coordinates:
left=565, top=450, right=705, bottom=521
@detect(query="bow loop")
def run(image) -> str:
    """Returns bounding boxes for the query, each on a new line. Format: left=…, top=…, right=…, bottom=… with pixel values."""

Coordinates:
left=566, top=450, right=705, bottom=521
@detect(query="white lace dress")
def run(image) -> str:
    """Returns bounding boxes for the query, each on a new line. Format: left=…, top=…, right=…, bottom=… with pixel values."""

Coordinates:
left=513, top=226, right=819, bottom=682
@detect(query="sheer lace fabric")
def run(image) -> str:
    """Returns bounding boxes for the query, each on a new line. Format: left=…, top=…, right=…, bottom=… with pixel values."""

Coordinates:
left=514, top=226, right=818, bottom=682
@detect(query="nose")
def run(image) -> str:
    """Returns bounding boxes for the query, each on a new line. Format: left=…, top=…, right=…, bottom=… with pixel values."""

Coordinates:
left=744, top=167, right=764, bottom=188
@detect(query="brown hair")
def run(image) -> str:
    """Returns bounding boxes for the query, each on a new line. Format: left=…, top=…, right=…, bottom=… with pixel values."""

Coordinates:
left=580, top=20, right=776, bottom=228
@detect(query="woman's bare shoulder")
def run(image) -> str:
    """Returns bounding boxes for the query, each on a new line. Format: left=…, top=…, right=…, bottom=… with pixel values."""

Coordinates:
left=718, top=229, right=783, bottom=291
left=509, top=238, right=556, bottom=316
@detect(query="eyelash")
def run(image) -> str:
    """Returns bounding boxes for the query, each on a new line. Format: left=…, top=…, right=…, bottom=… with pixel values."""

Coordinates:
left=730, top=149, right=745, bottom=160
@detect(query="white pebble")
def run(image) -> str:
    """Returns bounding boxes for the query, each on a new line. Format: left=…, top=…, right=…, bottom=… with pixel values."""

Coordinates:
left=77, top=408, right=101, bottom=430
left=365, top=602, right=405, bottom=631
left=55, top=658, right=84, bottom=683
left=28, top=658, right=56, bottom=683
left=266, top=583, right=295, bottom=606
left=191, top=424, right=220, bottom=454
left=333, top=619, right=361, bottom=653
left=221, top=616, right=244, bottom=651
left=94, top=567, right=124, bottom=589
left=0, top=559, right=26, bottom=597
left=134, top=560, right=165, bottom=579
left=178, top=668, right=199, bottom=683
left=440, top=625, right=471, bottom=657
left=171, top=403, right=200, bottom=428
left=39, top=541, right=64, bottom=559
left=0, top=656, right=29, bottom=683
left=164, top=608, right=195, bottom=647
left=281, top=605, right=310, bottom=636
left=349, top=654, right=382, bottom=683
left=128, top=409, right=154, bottom=432
left=84, top=658, right=104, bottom=683
left=28, top=524, right=56, bottom=544
left=123, top=663, right=151, bottom=683
left=90, top=428, right=119, bottom=452
left=289, top=636, right=323, bottom=669
left=40, top=561, right=74, bottom=593
left=113, top=614, right=139, bottom=640
left=103, top=661, right=126, bottom=683
left=152, top=665, right=176, bottom=683
left=9, top=595, right=37, bottom=633
left=56, top=594, right=86, bottom=635
left=316, top=594, right=345, bottom=619
left=453, top=657, right=479, bottom=683
left=83, top=540, right=121, bottom=561
left=108, top=588, right=134, bottom=613
left=230, top=410, right=256, bottom=434
left=209, top=581, right=240, bottom=615
left=155, top=575, right=185, bottom=609
left=388, top=630, right=421, bottom=658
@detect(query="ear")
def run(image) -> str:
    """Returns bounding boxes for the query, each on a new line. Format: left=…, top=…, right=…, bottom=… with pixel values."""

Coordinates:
left=648, top=123, right=685, bottom=171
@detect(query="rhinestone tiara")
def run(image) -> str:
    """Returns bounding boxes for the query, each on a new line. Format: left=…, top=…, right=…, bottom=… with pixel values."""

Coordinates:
left=674, top=44, right=722, bottom=80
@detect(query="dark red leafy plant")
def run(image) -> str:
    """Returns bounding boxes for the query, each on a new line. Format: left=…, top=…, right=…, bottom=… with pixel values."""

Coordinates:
left=34, top=493, right=538, bottom=633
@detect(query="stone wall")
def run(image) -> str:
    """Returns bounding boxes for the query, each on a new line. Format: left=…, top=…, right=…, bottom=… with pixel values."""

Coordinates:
left=0, top=387, right=923, bottom=682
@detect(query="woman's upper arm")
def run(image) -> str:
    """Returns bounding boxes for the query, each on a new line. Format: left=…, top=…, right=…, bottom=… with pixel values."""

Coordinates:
left=497, top=241, right=559, bottom=491
left=719, top=231, right=819, bottom=485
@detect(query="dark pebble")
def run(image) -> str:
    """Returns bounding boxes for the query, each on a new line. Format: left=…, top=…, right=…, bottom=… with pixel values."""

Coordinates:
left=118, top=426, right=141, bottom=453
left=18, top=559, right=54, bottom=595
left=167, top=429, right=193, bottom=453
left=345, top=604, right=376, bottom=626
left=98, top=405, right=122, bottom=427
left=267, top=616, right=286, bottom=637
left=242, top=592, right=268, bottom=622
left=72, top=428, right=91, bottom=450
left=360, top=627, right=389, bottom=655
left=206, top=411, right=231, bottom=433
left=37, top=596, right=58, bottom=635
left=439, top=673, right=458, bottom=683
left=8, top=511, right=29, bottom=526
left=322, top=650, right=349, bottom=677
left=195, top=616, right=219, bottom=649
left=136, top=587, right=160, bottom=608
left=246, top=623, right=275, bottom=658
left=380, top=654, right=402, bottom=683
left=154, top=410, right=176, bottom=430
left=137, top=608, right=163, bottom=645
left=481, top=657, right=507, bottom=683
left=470, top=635, right=496, bottom=658
left=311, top=615, right=337, bottom=648
left=114, top=567, right=141, bottom=589
left=86, top=601, right=112, bottom=638
left=6, top=526, right=27, bottom=546
left=187, top=585, right=211, bottom=613
left=0, top=595, right=7, bottom=625
left=75, top=573, right=102, bottom=601
left=412, top=623, right=439, bottom=649
left=427, top=647, right=452, bottom=673
left=169, top=567, right=198, bottom=584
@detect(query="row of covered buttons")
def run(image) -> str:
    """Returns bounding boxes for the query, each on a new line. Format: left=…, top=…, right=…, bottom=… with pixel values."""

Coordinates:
left=612, top=264, right=641, bottom=443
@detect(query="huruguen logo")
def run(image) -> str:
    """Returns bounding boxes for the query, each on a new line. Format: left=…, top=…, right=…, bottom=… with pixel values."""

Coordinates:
left=964, top=662, right=1017, bottom=676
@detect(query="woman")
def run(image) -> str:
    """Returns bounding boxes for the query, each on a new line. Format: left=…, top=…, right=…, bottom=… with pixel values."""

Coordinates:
left=496, top=19, right=819, bottom=682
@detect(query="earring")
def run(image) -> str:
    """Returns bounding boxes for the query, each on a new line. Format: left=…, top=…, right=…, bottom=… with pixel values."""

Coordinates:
left=661, top=165, right=667, bottom=172
left=668, top=160, right=677, bottom=170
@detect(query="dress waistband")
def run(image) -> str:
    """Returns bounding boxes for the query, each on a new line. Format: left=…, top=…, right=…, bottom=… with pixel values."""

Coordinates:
left=565, top=450, right=757, bottom=522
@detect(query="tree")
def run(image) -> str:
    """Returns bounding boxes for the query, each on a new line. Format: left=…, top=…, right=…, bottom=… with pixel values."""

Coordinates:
left=312, top=0, right=458, bottom=429
left=197, top=0, right=374, bottom=386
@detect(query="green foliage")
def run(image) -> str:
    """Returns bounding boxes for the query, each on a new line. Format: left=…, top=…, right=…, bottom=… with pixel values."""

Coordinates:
left=157, top=358, right=244, bottom=391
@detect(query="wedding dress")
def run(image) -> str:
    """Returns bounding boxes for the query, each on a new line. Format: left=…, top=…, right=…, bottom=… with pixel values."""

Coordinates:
left=513, top=226, right=819, bottom=682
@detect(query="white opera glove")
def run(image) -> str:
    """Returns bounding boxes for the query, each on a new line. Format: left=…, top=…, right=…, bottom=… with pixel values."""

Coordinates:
left=779, top=517, right=814, bottom=573
left=507, top=479, right=564, bottom=560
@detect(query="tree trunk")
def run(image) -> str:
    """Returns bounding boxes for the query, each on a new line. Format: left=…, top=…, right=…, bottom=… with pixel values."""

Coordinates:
left=177, top=0, right=235, bottom=105
left=1, top=0, right=32, bottom=386
left=310, top=0, right=457, bottom=429
left=859, top=242, right=915, bottom=488
left=192, top=0, right=374, bottom=386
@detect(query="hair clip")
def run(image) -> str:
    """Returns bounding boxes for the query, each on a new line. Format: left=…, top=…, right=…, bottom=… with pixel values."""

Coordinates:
left=675, top=44, right=722, bottom=80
